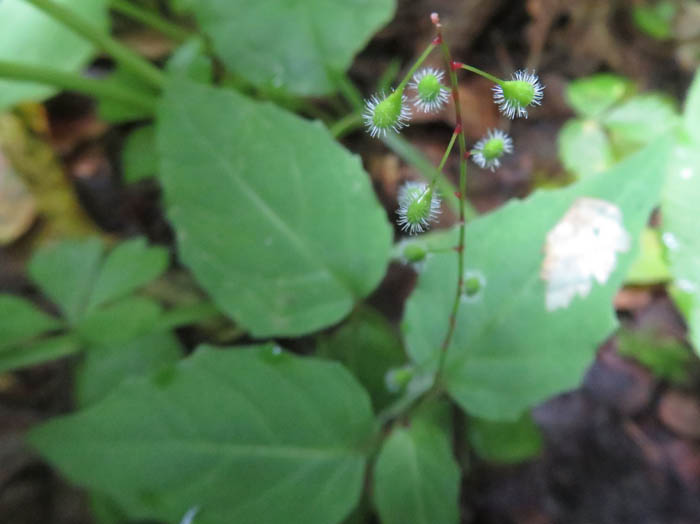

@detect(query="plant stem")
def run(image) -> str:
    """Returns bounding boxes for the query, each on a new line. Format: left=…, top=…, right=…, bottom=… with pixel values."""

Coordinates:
left=377, top=58, right=401, bottom=94
left=396, top=43, right=436, bottom=92
left=332, top=71, right=365, bottom=111
left=434, top=19, right=469, bottom=386
left=459, top=64, right=503, bottom=85
left=428, top=126, right=459, bottom=191
left=110, top=0, right=192, bottom=43
left=152, top=302, right=223, bottom=332
left=23, top=0, right=165, bottom=90
left=0, top=60, right=157, bottom=112
left=383, top=132, right=473, bottom=218
left=330, top=112, right=362, bottom=139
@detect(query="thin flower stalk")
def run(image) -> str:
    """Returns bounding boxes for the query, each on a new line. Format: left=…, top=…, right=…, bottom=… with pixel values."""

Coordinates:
left=433, top=14, right=469, bottom=385
left=395, top=126, right=459, bottom=234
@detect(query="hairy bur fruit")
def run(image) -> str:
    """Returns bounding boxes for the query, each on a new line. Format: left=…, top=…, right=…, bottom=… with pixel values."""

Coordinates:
left=410, top=67, right=450, bottom=113
left=396, top=182, right=441, bottom=235
left=363, top=90, right=411, bottom=138
left=471, top=129, right=513, bottom=171
left=493, top=70, right=544, bottom=119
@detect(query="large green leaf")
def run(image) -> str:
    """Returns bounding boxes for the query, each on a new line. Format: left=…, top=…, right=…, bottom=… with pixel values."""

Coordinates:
left=0, top=0, right=108, bottom=109
left=156, top=79, right=392, bottom=337
left=189, top=0, right=395, bottom=95
left=402, top=139, right=670, bottom=420
left=29, top=345, right=374, bottom=524
left=373, top=418, right=460, bottom=524
left=76, top=331, right=182, bottom=406
left=28, top=237, right=104, bottom=325
left=86, top=237, right=169, bottom=311
left=0, top=294, right=61, bottom=349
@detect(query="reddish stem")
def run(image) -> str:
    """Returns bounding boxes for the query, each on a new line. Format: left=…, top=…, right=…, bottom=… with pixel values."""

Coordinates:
left=433, top=15, right=469, bottom=386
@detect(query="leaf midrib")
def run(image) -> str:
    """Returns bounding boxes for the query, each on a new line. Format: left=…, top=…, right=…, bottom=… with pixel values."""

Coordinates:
left=71, top=439, right=362, bottom=461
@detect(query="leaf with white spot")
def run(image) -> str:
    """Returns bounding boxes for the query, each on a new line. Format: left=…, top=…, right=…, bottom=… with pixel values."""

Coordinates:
left=541, top=197, right=630, bottom=311
left=402, top=139, right=670, bottom=420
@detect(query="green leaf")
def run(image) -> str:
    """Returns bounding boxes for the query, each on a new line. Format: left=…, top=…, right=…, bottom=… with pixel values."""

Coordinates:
left=0, top=294, right=61, bottom=349
left=150, top=301, right=222, bottom=332
left=617, top=328, right=691, bottom=384
left=661, top=69, right=700, bottom=352
left=558, top=118, right=614, bottom=178
left=316, top=307, right=405, bottom=410
left=467, top=413, right=542, bottom=464
left=625, top=227, right=671, bottom=285
left=122, top=125, right=157, bottom=183
left=76, top=331, right=182, bottom=406
left=88, top=492, right=128, bottom=524
left=189, top=0, right=395, bottom=95
left=661, top=138, right=700, bottom=353
left=165, top=38, right=213, bottom=84
left=402, top=139, right=671, bottom=420
left=632, top=1, right=675, bottom=40
left=684, top=68, right=700, bottom=145
left=29, top=237, right=104, bottom=325
left=603, top=93, right=680, bottom=146
left=29, top=345, right=374, bottom=524
left=157, top=79, right=392, bottom=337
left=373, top=419, right=460, bottom=524
left=97, top=66, right=156, bottom=123
left=170, top=0, right=195, bottom=14
left=0, top=0, right=108, bottom=109
left=0, top=334, right=82, bottom=374
left=77, top=296, right=162, bottom=345
left=565, top=74, right=635, bottom=118
left=86, top=237, right=169, bottom=311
